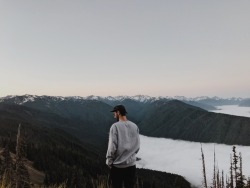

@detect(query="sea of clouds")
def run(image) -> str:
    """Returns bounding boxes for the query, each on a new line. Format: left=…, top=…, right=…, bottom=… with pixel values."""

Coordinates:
left=136, top=105, right=250, bottom=187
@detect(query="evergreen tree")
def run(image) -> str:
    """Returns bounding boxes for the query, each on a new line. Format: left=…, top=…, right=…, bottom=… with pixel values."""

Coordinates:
left=213, top=147, right=217, bottom=188
left=232, top=146, right=239, bottom=187
left=15, top=124, right=30, bottom=188
left=246, top=177, right=250, bottom=188
left=239, top=152, right=243, bottom=184
left=226, top=175, right=229, bottom=188
left=200, top=144, right=207, bottom=188
left=221, top=170, right=224, bottom=188
left=217, top=169, right=220, bottom=188
left=236, top=152, right=244, bottom=188
left=230, top=155, right=233, bottom=188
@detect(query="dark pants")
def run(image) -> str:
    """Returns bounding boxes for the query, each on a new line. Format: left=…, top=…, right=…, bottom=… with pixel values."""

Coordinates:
left=109, top=165, right=136, bottom=188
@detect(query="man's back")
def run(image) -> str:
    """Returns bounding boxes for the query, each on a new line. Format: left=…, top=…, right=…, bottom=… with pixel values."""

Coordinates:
left=107, top=120, right=140, bottom=168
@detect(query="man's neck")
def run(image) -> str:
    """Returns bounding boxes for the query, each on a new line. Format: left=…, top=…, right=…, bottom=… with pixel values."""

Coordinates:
left=119, top=116, right=127, bottom=122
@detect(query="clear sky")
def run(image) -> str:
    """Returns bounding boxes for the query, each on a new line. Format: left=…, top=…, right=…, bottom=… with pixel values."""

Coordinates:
left=1, top=0, right=249, bottom=98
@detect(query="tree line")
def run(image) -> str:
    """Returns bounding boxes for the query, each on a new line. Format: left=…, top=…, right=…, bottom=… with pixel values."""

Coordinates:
left=201, top=145, right=250, bottom=188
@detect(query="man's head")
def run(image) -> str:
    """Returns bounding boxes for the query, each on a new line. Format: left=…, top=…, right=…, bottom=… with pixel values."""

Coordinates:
left=110, top=105, right=127, bottom=120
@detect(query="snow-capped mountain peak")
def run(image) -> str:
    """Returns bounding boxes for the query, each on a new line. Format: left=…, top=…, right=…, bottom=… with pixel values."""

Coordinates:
left=0, top=94, right=248, bottom=106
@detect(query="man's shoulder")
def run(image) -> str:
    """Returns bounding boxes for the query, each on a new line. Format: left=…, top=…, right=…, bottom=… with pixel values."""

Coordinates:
left=127, top=121, right=139, bottom=130
left=110, top=122, right=118, bottom=128
left=111, top=120, right=138, bottom=128
left=110, top=122, right=122, bottom=130
left=128, top=120, right=137, bottom=126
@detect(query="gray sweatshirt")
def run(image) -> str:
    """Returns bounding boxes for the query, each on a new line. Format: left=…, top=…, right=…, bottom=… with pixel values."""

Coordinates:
left=106, top=120, right=140, bottom=168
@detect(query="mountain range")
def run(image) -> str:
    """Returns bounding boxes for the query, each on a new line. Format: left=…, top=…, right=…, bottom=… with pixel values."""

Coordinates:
left=1, top=94, right=248, bottom=105
left=1, top=94, right=250, bottom=146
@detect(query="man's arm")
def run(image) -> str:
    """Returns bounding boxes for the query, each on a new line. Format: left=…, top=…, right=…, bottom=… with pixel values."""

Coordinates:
left=106, top=125, right=118, bottom=167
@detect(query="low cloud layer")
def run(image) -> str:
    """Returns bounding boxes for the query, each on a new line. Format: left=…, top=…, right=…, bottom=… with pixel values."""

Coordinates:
left=211, top=105, right=250, bottom=118
left=136, top=105, right=250, bottom=187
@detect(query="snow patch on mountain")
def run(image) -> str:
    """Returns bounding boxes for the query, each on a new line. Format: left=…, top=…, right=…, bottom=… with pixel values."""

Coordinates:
left=20, top=95, right=36, bottom=104
left=0, top=94, right=248, bottom=106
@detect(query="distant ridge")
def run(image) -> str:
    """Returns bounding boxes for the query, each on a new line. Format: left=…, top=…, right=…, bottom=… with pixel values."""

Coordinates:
left=239, top=98, right=250, bottom=107
left=138, top=100, right=250, bottom=145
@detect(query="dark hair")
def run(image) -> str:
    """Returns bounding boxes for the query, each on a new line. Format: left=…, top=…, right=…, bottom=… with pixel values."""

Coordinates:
left=118, top=109, right=127, bottom=116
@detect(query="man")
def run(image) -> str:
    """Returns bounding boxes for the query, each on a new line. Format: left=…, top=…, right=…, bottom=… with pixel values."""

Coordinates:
left=106, top=104, right=140, bottom=188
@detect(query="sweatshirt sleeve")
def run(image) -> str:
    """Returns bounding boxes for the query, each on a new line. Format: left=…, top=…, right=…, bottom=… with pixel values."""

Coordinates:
left=106, top=125, right=118, bottom=166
